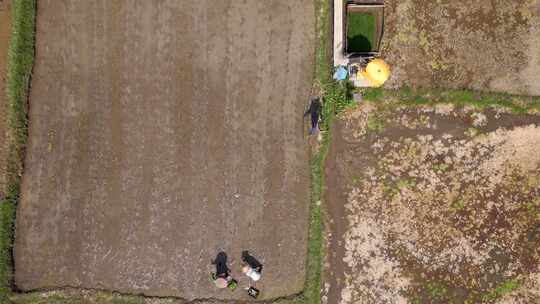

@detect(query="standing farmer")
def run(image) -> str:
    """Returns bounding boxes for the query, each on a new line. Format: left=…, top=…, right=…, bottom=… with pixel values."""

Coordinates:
left=304, top=97, right=322, bottom=135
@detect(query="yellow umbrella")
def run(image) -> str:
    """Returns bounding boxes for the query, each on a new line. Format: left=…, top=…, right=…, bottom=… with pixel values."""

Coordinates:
left=364, top=59, right=390, bottom=87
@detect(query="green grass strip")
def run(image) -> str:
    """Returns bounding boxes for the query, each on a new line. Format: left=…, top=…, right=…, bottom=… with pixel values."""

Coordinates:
left=347, top=12, right=375, bottom=53
left=481, top=279, right=520, bottom=302
left=363, top=87, right=540, bottom=113
left=0, top=202, right=16, bottom=302
left=1, top=0, right=36, bottom=301
left=291, top=0, right=331, bottom=303
left=5, top=0, right=35, bottom=195
left=294, top=1, right=356, bottom=303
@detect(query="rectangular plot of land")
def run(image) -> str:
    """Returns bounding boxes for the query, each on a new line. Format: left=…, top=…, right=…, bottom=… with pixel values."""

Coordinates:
left=383, top=0, right=540, bottom=95
left=14, top=0, right=314, bottom=301
left=347, top=12, right=376, bottom=53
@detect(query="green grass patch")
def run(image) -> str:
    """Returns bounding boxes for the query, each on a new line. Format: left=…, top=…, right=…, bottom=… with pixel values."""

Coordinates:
left=363, top=86, right=384, bottom=101
left=426, top=281, right=450, bottom=300
left=347, top=12, right=375, bottom=53
left=0, top=202, right=16, bottom=302
left=526, top=198, right=540, bottom=220
left=366, top=113, right=385, bottom=133
left=5, top=0, right=35, bottom=195
left=465, top=127, right=480, bottom=137
left=450, top=199, right=465, bottom=212
left=481, top=279, right=520, bottom=302
left=320, top=81, right=354, bottom=131
left=410, top=280, right=452, bottom=303
left=432, top=163, right=449, bottom=173
left=296, top=128, right=329, bottom=304
left=1, top=0, right=36, bottom=302
left=396, top=178, right=415, bottom=190
left=362, top=87, right=540, bottom=113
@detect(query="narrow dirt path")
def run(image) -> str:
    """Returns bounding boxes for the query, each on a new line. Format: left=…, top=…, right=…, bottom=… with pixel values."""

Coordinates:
left=15, top=0, right=315, bottom=301
left=323, top=122, right=348, bottom=304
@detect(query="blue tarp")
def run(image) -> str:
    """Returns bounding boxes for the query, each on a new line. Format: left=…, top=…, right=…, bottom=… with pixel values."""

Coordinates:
left=333, top=66, right=348, bottom=80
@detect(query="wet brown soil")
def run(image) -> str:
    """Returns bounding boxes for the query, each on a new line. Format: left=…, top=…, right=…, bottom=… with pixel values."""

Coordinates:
left=323, top=122, right=352, bottom=304
left=323, top=104, right=540, bottom=304
left=382, top=0, right=540, bottom=96
left=14, top=0, right=315, bottom=301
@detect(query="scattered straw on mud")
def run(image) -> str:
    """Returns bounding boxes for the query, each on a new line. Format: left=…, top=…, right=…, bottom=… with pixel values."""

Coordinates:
left=335, top=103, right=540, bottom=303
left=382, top=0, right=540, bottom=95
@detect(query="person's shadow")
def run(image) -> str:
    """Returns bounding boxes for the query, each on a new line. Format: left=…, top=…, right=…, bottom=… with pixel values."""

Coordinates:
left=348, top=35, right=372, bottom=53
left=242, top=250, right=263, bottom=273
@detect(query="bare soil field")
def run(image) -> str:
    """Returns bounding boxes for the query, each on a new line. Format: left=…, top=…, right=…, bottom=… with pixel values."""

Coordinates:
left=382, top=0, right=540, bottom=96
left=323, top=103, right=540, bottom=304
left=0, top=0, right=10, bottom=196
left=14, top=0, right=314, bottom=301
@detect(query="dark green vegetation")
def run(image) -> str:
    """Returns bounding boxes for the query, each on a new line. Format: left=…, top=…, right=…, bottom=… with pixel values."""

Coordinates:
left=346, top=12, right=375, bottom=53
left=320, top=81, right=355, bottom=131
left=363, top=86, right=540, bottom=113
left=0, top=202, right=15, bottom=301
left=1, top=0, right=36, bottom=302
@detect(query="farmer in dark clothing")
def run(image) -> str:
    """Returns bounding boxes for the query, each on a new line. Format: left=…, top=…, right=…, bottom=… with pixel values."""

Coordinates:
left=241, top=251, right=262, bottom=298
left=242, top=250, right=263, bottom=273
left=304, top=97, right=322, bottom=135
left=212, top=251, right=230, bottom=288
